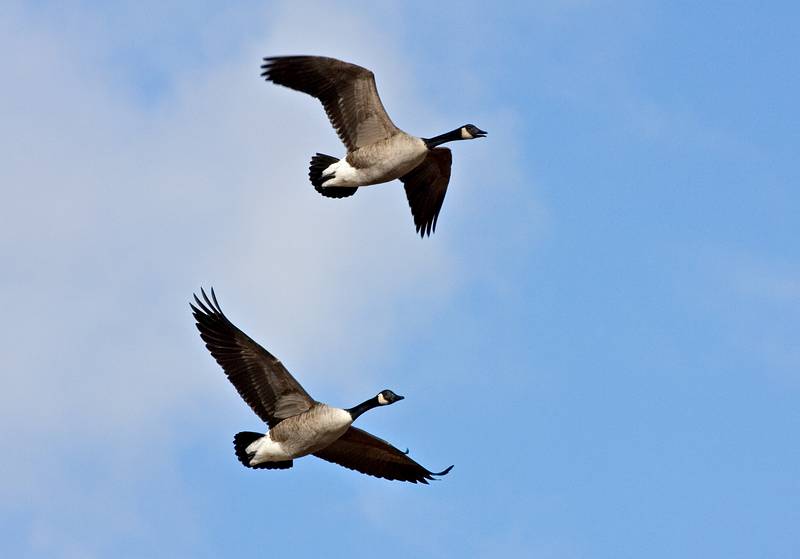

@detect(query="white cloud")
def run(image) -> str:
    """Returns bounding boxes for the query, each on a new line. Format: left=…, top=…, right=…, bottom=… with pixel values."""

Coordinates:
left=0, top=1, right=452, bottom=427
left=0, top=0, right=437, bottom=546
left=0, top=2, right=530, bottom=555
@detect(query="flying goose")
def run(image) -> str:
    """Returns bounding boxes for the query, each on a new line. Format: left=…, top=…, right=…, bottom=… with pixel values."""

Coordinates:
left=260, top=55, right=487, bottom=237
left=191, top=288, right=453, bottom=484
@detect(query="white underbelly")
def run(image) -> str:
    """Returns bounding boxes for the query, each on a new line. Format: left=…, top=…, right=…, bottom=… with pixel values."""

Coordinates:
left=247, top=433, right=293, bottom=465
left=321, top=159, right=364, bottom=188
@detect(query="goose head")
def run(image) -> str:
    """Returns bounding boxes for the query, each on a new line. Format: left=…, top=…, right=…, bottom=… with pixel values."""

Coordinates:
left=377, top=389, right=405, bottom=405
left=460, top=124, right=487, bottom=140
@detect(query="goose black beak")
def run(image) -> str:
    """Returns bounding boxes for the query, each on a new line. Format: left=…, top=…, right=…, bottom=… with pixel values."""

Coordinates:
left=474, top=128, right=487, bottom=138
left=395, top=395, right=405, bottom=401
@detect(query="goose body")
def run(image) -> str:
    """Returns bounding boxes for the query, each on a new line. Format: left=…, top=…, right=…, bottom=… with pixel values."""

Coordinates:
left=322, top=134, right=428, bottom=188
left=245, top=404, right=352, bottom=464
left=191, top=288, right=452, bottom=483
left=261, top=55, right=486, bottom=236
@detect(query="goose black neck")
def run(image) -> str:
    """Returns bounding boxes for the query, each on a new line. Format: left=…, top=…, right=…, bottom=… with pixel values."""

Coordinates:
left=346, top=396, right=381, bottom=421
left=423, top=128, right=463, bottom=149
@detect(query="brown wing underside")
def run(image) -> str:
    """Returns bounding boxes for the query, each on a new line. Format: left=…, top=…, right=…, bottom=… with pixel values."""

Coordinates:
left=261, top=55, right=400, bottom=152
left=313, top=426, right=453, bottom=484
left=191, top=288, right=314, bottom=428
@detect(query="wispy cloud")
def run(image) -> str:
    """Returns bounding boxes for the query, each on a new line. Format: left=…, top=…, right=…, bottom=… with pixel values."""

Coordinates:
left=0, top=3, right=453, bottom=554
left=0, top=1, right=532, bottom=555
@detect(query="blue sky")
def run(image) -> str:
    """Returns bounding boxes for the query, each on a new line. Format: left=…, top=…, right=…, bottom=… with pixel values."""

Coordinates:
left=1, top=1, right=798, bottom=557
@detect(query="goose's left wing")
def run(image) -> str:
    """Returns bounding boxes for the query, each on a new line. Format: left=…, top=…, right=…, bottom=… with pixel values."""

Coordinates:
left=400, top=147, right=452, bottom=237
left=191, top=288, right=314, bottom=428
left=313, top=427, right=453, bottom=484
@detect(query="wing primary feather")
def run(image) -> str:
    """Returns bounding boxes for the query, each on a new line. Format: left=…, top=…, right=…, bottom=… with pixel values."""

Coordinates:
left=210, top=287, right=221, bottom=311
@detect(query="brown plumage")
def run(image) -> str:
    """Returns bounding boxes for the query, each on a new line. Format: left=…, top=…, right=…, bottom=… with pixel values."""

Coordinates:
left=260, top=55, right=486, bottom=237
left=261, top=56, right=399, bottom=152
left=192, top=288, right=453, bottom=483
left=192, top=289, right=313, bottom=428
left=401, top=148, right=453, bottom=237
left=314, top=427, right=454, bottom=484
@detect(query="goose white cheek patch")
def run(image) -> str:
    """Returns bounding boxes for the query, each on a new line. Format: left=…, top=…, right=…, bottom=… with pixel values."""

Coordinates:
left=377, top=393, right=389, bottom=405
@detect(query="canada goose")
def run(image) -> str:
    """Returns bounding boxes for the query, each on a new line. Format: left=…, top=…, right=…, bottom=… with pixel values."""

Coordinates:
left=260, top=55, right=487, bottom=237
left=191, top=288, right=453, bottom=484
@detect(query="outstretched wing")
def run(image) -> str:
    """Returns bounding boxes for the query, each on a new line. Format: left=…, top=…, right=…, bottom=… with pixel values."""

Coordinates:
left=401, top=147, right=453, bottom=237
left=261, top=55, right=400, bottom=152
left=313, top=427, right=453, bottom=484
left=191, top=288, right=314, bottom=428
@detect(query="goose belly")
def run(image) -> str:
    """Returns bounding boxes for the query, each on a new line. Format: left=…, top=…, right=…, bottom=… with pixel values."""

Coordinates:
left=324, top=136, right=427, bottom=187
left=269, top=406, right=353, bottom=459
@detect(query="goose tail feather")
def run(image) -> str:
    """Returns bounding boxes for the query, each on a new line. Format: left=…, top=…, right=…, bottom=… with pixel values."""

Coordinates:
left=308, top=153, right=357, bottom=198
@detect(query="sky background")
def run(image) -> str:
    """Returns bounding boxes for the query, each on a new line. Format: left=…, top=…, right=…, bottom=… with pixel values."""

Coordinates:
left=1, top=1, right=798, bottom=557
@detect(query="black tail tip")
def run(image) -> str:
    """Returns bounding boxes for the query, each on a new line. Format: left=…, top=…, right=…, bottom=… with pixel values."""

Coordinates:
left=308, top=153, right=339, bottom=188
left=232, top=432, right=294, bottom=470
left=233, top=431, right=263, bottom=468
left=308, top=153, right=358, bottom=199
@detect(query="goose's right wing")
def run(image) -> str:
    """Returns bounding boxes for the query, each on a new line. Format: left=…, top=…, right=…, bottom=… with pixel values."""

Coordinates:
left=191, top=288, right=314, bottom=428
left=261, top=55, right=400, bottom=152
left=313, top=427, right=453, bottom=484
left=401, top=147, right=453, bottom=237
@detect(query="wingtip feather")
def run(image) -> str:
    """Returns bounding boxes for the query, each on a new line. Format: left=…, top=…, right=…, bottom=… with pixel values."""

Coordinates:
left=433, top=464, right=454, bottom=477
